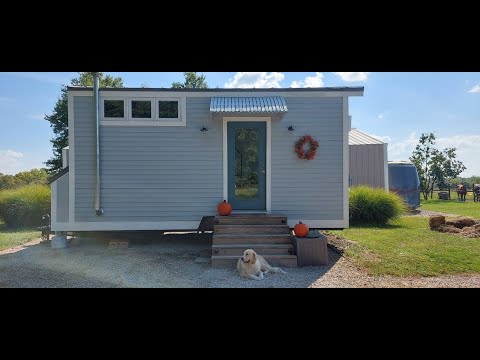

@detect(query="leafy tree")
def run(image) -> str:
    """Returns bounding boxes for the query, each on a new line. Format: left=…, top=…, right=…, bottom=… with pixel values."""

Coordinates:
left=171, top=72, right=208, bottom=89
left=410, top=133, right=466, bottom=199
left=0, top=168, right=48, bottom=191
left=441, top=148, right=466, bottom=188
left=470, top=176, right=480, bottom=185
left=44, top=73, right=123, bottom=174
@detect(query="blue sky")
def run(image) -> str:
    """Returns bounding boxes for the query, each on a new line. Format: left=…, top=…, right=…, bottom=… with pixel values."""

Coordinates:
left=0, top=72, right=479, bottom=176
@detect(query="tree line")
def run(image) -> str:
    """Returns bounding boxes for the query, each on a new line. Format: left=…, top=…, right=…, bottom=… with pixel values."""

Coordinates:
left=0, top=169, right=48, bottom=191
left=409, top=132, right=471, bottom=200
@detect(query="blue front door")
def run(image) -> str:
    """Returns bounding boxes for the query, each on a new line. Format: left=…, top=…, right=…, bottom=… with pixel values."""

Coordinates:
left=228, top=122, right=266, bottom=210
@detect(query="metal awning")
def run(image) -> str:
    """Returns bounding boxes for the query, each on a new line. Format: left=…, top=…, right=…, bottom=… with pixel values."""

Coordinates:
left=210, top=96, right=288, bottom=113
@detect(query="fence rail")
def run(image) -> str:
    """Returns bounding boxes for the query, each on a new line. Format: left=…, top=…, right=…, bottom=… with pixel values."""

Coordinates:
left=429, top=188, right=477, bottom=200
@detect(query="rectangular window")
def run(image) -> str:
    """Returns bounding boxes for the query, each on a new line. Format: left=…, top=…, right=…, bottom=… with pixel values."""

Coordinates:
left=158, top=101, right=178, bottom=118
left=100, top=95, right=185, bottom=126
left=104, top=100, right=124, bottom=118
left=131, top=100, right=152, bottom=118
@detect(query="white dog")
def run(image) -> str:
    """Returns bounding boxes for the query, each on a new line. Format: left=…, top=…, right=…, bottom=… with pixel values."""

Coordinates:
left=237, top=249, right=286, bottom=281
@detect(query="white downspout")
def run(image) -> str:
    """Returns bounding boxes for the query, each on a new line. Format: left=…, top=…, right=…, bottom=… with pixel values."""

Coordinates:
left=93, top=73, right=103, bottom=216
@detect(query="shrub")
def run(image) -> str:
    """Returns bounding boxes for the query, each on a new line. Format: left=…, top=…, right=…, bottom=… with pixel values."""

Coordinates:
left=349, top=186, right=407, bottom=225
left=0, top=184, right=51, bottom=228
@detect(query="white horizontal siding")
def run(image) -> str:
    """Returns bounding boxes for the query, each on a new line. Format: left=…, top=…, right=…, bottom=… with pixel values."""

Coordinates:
left=74, top=96, right=222, bottom=222
left=72, top=95, right=345, bottom=226
left=271, top=97, right=344, bottom=220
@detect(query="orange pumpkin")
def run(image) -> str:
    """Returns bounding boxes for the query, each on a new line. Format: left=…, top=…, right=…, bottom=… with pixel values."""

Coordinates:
left=217, top=200, right=232, bottom=216
left=294, top=221, right=309, bottom=237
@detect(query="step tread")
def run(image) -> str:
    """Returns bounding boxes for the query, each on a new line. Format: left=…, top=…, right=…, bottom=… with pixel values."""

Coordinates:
left=215, top=224, right=289, bottom=227
left=213, top=234, right=292, bottom=238
left=216, top=214, right=287, bottom=218
left=212, top=244, right=292, bottom=249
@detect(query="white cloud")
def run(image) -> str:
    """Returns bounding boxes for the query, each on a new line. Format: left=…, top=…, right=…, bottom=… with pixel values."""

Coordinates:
left=384, top=133, right=480, bottom=176
left=290, top=72, right=324, bottom=88
left=468, top=85, right=480, bottom=93
left=28, top=114, right=45, bottom=121
left=436, top=135, right=480, bottom=177
left=388, top=132, right=419, bottom=160
left=224, top=72, right=285, bottom=88
left=0, top=150, right=25, bottom=175
left=333, top=72, right=369, bottom=82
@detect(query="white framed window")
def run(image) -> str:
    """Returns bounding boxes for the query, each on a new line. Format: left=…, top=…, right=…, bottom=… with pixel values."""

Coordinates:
left=130, top=98, right=153, bottom=119
left=100, top=94, right=186, bottom=126
left=101, top=98, right=126, bottom=120
left=155, top=97, right=181, bottom=122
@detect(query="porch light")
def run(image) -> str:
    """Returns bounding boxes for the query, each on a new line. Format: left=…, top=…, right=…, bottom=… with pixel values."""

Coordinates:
left=288, top=125, right=295, bottom=131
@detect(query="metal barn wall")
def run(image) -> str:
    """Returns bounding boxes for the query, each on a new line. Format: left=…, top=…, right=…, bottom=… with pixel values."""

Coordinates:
left=349, top=143, right=387, bottom=189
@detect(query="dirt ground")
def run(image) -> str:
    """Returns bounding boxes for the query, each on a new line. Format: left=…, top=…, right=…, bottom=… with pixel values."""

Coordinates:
left=0, top=232, right=479, bottom=288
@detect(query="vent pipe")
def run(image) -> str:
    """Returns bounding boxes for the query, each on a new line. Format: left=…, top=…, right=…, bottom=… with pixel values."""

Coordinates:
left=93, top=72, right=103, bottom=216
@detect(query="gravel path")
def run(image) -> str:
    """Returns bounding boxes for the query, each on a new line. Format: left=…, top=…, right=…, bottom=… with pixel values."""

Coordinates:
left=0, top=234, right=479, bottom=288
left=409, top=209, right=463, bottom=218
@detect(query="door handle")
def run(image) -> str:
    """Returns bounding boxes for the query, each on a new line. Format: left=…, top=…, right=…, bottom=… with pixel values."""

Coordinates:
left=259, top=169, right=266, bottom=174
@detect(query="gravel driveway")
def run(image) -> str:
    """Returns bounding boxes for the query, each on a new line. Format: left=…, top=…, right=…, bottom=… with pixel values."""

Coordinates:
left=0, top=233, right=479, bottom=288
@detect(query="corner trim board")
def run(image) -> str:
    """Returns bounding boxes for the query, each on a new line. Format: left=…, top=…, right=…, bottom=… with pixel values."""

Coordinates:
left=68, top=93, right=75, bottom=224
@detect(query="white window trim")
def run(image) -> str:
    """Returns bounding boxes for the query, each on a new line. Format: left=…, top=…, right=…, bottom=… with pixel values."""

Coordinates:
left=101, top=98, right=127, bottom=120
left=155, top=97, right=182, bottom=123
left=100, top=95, right=186, bottom=127
left=130, top=98, right=154, bottom=120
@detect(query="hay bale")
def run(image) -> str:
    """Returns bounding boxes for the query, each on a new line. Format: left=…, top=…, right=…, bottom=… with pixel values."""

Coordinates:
left=437, top=225, right=461, bottom=233
left=460, top=224, right=480, bottom=238
left=429, top=215, right=446, bottom=229
left=446, top=217, right=476, bottom=229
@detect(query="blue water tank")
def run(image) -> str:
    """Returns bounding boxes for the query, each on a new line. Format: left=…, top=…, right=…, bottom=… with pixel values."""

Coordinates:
left=388, top=161, right=421, bottom=209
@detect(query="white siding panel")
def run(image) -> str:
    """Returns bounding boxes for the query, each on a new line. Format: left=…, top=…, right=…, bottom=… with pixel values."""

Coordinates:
left=73, top=95, right=346, bottom=225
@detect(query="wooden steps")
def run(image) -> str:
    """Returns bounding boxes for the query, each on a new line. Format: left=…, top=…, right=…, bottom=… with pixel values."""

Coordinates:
left=215, top=224, right=290, bottom=234
left=211, top=214, right=297, bottom=268
left=212, top=243, right=294, bottom=256
left=212, top=234, right=293, bottom=244
left=215, top=215, right=288, bottom=225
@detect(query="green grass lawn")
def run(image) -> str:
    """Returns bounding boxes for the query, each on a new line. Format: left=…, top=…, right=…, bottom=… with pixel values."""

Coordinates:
left=331, top=216, right=480, bottom=276
left=0, top=221, right=40, bottom=251
left=420, top=196, right=480, bottom=220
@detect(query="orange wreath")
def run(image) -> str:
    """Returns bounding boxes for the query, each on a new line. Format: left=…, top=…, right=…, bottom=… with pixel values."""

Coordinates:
left=295, top=135, right=319, bottom=160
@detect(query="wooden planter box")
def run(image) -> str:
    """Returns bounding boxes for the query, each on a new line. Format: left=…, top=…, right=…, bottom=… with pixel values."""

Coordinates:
left=292, top=233, right=328, bottom=266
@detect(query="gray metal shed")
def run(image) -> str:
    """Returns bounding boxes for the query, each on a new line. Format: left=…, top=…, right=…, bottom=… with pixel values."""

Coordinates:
left=349, top=128, right=388, bottom=190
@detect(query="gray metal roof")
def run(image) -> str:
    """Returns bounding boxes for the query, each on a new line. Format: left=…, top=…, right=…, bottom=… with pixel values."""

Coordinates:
left=210, top=96, right=288, bottom=113
left=68, top=86, right=364, bottom=93
left=349, top=128, right=385, bottom=145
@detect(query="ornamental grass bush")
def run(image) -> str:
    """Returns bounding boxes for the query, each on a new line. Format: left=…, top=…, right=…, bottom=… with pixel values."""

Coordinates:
left=0, top=184, right=51, bottom=228
left=349, top=186, right=407, bottom=225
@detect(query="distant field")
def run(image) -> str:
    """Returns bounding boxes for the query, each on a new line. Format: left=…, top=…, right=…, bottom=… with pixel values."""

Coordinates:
left=421, top=198, right=480, bottom=220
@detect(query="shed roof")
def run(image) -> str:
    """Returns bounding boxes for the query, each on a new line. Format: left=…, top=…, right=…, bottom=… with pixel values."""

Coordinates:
left=349, top=128, right=385, bottom=145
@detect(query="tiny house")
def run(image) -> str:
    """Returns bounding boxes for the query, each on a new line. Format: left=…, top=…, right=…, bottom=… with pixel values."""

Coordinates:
left=50, top=84, right=363, bottom=232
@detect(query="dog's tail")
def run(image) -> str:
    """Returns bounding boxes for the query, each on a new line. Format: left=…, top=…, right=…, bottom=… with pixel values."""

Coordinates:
left=272, top=267, right=286, bottom=274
